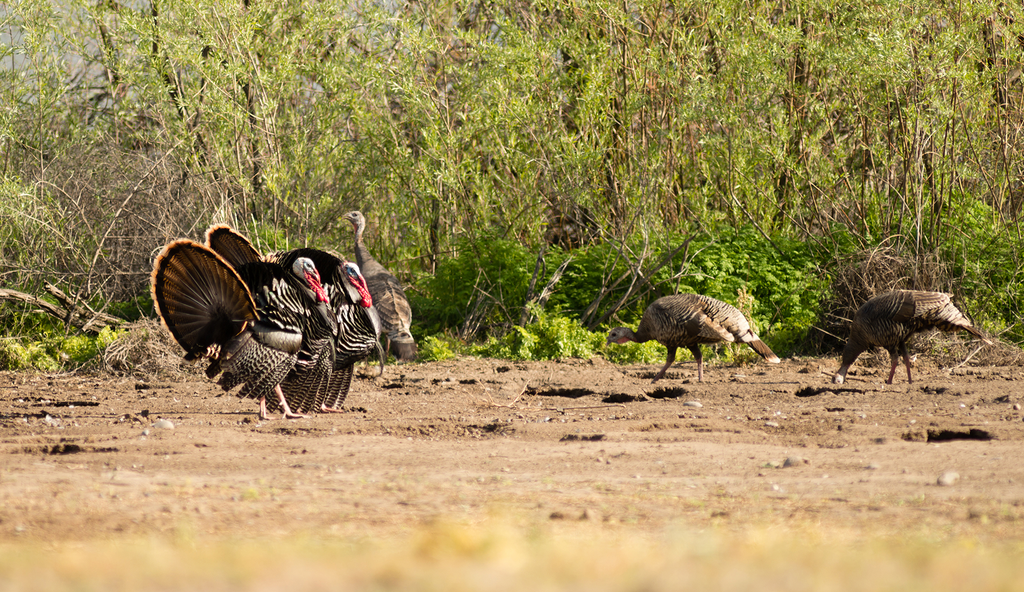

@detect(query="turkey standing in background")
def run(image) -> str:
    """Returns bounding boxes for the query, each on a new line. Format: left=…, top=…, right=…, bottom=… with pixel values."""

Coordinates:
left=606, top=294, right=781, bottom=383
left=152, top=240, right=330, bottom=420
left=833, top=290, right=991, bottom=385
left=343, top=211, right=417, bottom=362
left=206, top=225, right=382, bottom=413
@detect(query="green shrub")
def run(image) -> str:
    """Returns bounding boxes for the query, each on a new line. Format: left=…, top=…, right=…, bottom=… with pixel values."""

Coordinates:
left=412, top=235, right=535, bottom=337
left=471, top=307, right=604, bottom=361
left=0, top=340, right=58, bottom=372
left=417, top=334, right=460, bottom=363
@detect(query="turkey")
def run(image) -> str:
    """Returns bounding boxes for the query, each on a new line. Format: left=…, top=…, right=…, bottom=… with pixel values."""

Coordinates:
left=267, top=248, right=382, bottom=413
left=833, top=290, right=991, bottom=385
left=206, top=225, right=344, bottom=414
left=206, top=224, right=382, bottom=412
left=343, top=211, right=417, bottom=362
left=606, top=294, right=780, bottom=383
left=151, top=240, right=330, bottom=420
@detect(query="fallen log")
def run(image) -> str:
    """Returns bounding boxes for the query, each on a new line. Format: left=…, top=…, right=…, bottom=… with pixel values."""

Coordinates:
left=0, top=286, right=124, bottom=333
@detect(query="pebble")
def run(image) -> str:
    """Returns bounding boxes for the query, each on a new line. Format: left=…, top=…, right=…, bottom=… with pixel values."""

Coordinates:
left=937, top=471, right=960, bottom=486
left=152, top=419, right=174, bottom=429
left=782, top=456, right=807, bottom=468
left=1014, top=403, right=1021, bottom=411
left=866, top=463, right=881, bottom=470
left=764, top=421, right=780, bottom=428
left=683, top=401, right=703, bottom=408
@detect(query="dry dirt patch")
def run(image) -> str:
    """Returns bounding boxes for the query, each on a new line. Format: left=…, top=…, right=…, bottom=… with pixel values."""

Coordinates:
left=1, top=357, right=1023, bottom=588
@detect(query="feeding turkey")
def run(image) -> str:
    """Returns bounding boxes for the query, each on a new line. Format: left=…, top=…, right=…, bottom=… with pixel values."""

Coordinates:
left=833, top=290, right=991, bottom=385
left=607, top=294, right=780, bottom=382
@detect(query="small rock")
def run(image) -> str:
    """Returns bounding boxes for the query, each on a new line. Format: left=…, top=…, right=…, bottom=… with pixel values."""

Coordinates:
left=764, top=421, right=780, bottom=428
left=1014, top=403, right=1021, bottom=411
left=782, top=456, right=807, bottom=468
left=141, top=428, right=150, bottom=437
left=865, top=463, right=880, bottom=470
left=937, top=471, right=960, bottom=486
left=152, top=419, right=174, bottom=429
left=683, top=401, right=703, bottom=408
left=579, top=508, right=597, bottom=521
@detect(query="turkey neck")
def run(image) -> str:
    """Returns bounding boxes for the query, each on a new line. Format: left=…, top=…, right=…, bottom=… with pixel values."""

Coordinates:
left=352, top=218, right=386, bottom=278
left=838, top=337, right=865, bottom=370
left=353, top=218, right=371, bottom=268
left=630, top=326, right=654, bottom=344
left=287, top=273, right=337, bottom=337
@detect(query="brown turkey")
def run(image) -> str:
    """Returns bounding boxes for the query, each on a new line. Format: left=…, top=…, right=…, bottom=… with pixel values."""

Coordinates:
left=833, top=290, right=991, bottom=385
left=606, top=294, right=780, bottom=382
left=152, top=240, right=331, bottom=420
left=344, top=211, right=417, bottom=362
left=206, top=224, right=382, bottom=413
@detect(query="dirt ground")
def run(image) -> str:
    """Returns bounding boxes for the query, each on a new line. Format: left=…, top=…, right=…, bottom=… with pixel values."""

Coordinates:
left=2, top=352, right=1024, bottom=545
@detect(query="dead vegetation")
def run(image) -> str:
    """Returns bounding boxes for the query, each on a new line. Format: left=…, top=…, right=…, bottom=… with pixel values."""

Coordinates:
left=102, top=319, right=201, bottom=379
left=815, top=245, right=1017, bottom=368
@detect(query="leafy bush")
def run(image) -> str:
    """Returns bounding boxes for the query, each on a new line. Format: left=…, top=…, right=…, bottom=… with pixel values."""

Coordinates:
left=471, top=307, right=604, bottom=361
left=412, top=236, right=535, bottom=337
left=6, top=0, right=1024, bottom=368
left=417, top=335, right=460, bottom=363
left=0, top=340, right=59, bottom=372
left=602, top=339, right=665, bottom=366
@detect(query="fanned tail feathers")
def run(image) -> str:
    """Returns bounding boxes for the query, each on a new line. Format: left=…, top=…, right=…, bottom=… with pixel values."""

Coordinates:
left=152, top=240, right=257, bottom=359
left=206, top=224, right=263, bottom=268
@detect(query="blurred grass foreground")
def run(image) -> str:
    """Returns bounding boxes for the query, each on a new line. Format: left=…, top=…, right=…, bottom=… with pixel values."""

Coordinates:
left=0, top=517, right=1022, bottom=591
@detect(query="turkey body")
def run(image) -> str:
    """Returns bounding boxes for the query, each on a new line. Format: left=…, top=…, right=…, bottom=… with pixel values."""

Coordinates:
left=833, top=290, right=990, bottom=384
left=206, top=224, right=382, bottom=412
left=344, top=211, right=417, bottom=362
left=607, top=294, right=780, bottom=382
left=152, top=240, right=329, bottom=419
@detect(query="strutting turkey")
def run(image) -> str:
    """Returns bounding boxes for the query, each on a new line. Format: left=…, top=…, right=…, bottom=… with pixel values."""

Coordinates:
left=833, top=290, right=991, bottom=385
left=606, top=294, right=780, bottom=383
left=207, top=225, right=382, bottom=413
left=343, top=211, right=417, bottom=362
left=267, top=249, right=382, bottom=412
left=151, top=240, right=330, bottom=420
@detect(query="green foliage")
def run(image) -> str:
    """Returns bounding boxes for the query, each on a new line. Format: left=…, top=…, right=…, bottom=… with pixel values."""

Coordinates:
left=412, top=236, right=535, bottom=336
left=471, top=307, right=604, bottom=361
left=0, top=341, right=59, bottom=372
left=5, top=0, right=1024, bottom=364
left=0, top=320, right=126, bottom=371
left=417, top=335, right=460, bottom=363
left=602, top=340, right=665, bottom=366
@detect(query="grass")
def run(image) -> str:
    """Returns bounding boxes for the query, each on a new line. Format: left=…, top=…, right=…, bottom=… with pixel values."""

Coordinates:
left=0, top=517, right=1022, bottom=591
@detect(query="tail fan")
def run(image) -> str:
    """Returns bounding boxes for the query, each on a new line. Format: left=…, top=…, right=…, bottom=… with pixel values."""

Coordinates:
left=206, top=224, right=263, bottom=269
left=152, top=240, right=257, bottom=360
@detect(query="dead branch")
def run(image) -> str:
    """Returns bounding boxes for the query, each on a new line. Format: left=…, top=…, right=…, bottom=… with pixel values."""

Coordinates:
left=0, top=286, right=124, bottom=334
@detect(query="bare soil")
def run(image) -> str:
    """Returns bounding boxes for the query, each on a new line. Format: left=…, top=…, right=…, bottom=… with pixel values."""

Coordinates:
left=2, top=355, right=1024, bottom=543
